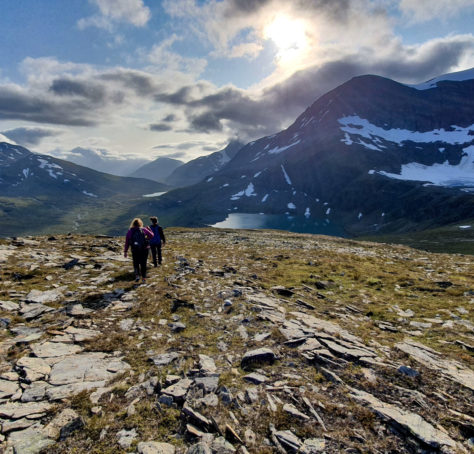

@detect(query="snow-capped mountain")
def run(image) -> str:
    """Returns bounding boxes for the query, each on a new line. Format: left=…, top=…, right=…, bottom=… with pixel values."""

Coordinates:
left=147, top=68, right=474, bottom=234
left=129, top=157, right=184, bottom=183
left=165, top=140, right=245, bottom=187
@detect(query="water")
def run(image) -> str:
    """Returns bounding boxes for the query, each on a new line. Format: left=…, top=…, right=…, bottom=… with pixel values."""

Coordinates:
left=211, top=213, right=347, bottom=237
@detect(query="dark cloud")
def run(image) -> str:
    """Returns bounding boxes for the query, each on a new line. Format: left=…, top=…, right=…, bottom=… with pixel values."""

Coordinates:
left=155, top=86, right=195, bottom=104
left=149, top=123, right=173, bottom=132
left=162, top=113, right=177, bottom=122
left=99, top=70, right=158, bottom=96
left=0, top=86, right=98, bottom=126
left=1, top=127, right=61, bottom=146
left=49, top=79, right=106, bottom=101
left=190, top=112, right=223, bottom=133
left=202, top=145, right=220, bottom=151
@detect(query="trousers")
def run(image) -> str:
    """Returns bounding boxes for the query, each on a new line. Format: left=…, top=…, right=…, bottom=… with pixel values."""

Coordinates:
left=150, top=244, right=162, bottom=265
left=132, top=248, right=149, bottom=278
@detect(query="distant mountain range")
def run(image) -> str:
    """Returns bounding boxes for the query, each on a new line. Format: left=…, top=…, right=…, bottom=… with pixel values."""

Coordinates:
left=129, top=157, right=184, bottom=182
left=141, top=68, right=474, bottom=235
left=0, top=142, right=167, bottom=236
left=164, top=140, right=244, bottom=187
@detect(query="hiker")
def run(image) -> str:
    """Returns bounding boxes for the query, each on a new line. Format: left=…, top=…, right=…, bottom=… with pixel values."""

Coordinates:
left=148, top=216, right=166, bottom=266
left=124, top=218, right=154, bottom=283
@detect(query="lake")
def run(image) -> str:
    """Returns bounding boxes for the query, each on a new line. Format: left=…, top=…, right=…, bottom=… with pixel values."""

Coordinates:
left=211, top=212, right=347, bottom=237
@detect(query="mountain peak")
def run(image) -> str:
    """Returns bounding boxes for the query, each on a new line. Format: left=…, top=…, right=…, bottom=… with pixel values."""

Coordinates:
left=410, top=67, right=474, bottom=90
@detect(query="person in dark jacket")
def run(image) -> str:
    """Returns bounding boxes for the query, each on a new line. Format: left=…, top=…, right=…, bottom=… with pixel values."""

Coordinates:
left=124, top=218, right=154, bottom=283
left=148, top=216, right=166, bottom=266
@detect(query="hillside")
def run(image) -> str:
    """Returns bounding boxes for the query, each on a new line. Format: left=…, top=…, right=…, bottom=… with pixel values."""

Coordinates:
left=0, top=230, right=472, bottom=453
left=129, top=157, right=184, bottom=183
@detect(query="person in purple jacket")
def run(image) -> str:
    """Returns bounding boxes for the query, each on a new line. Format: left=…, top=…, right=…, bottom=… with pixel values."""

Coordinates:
left=124, top=218, right=154, bottom=283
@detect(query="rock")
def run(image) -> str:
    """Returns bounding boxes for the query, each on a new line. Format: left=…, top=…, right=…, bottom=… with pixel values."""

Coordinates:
left=0, top=401, right=52, bottom=419
left=20, top=303, right=55, bottom=321
left=199, top=354, right=217, bottom=374
left=64, top=326, right=100, bottom=342
left=245, top=387, right=259, bottom=404
left=187, top=442, right=212, bottom=454
left=0, top=379, right=19, bottom=399
left=395, top=340, right=474, bottom=391
left=48, top=352, right=129, bottom=385
left=350, top=388, right=458, bottom=450
left=7, top=424, right=55, bottom=454
left=283, top=403, right=310, bottom=421
left=30, top=341, right=82, bottom=358
left=300, top=438, right=326, bottom=453
left=244, top=428, right=256, bottom=446
left=409, top=321, right=432, bottom=329
left=182, top=403, right=211, bottom=430
left=237, top=325, right=248, bottom=339
left=117, top=428, right=138, bottom=449
left=137, top=441, right=176, bottom=454
left=170, top=322, right=186, bottom=332
left=44, top=408, right=83, bottom=440
left=149, top=352, right=180, bottom=366
left=171, top=298, right=195, bottom=312
left=397, top=366, right=419, bottom=377
left=1, top=417, right=36, bottom=433
left=194, top=375, right=220, bottom=393
left=66, top=303, right=92, bottom=316
left=0, top=300, right=19, bottom=311
left=16, top=356, right=51, bottom=382
left=26, top=289, right=63, bottom=304
left=20, top=382, right=49, bottom=402
left=119, top=318, right=135, bottom=330
left=63, top=258, right=80, bottom=270
left=46, top=381, right=106, bottom=400
left=274, top=430, right=302, bottom=452
left=241, top=348, right=276, bottom=369
left=162, top=378, right=193, bottom=401
left=243, top=373, right=267, bottom=385
left=211, top=436, right=236, bottom=453
left=158, top=395, right=175, bottom=407
left=254, top=332, right=271, bottom=342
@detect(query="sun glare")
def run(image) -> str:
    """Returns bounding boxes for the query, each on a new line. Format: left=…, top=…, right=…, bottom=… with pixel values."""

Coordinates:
left=264, top=15, right=308, bottom=61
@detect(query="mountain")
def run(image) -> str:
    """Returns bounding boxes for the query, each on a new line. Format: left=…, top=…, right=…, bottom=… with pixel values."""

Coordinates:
left=165, top=140, right=245, bottom=187
left=0, top=142, right=167, bottom=236
left=128, top=157, right=184, bottom=182
left=143, top=68, right=474, bottom=235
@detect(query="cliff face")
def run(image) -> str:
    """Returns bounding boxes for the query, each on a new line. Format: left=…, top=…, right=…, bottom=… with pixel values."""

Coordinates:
left=0, top=230, right=472, bottom=453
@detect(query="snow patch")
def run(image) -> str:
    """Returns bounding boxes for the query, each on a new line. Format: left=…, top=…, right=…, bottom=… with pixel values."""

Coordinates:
left=339, top=116, right=474, bottom=147
left=82, top=190, right=98, bottom=198
left=304, top=207, right=310, bottom=218
left=206, top=177, right=213, bottom=182
left=358, top=212, right=363, bottom=220
left=22, top=168, right=30, bottom=178
left=326, top=208, right=331, bottom=215
left=143, top=192, right=166, bottom=198
left=244, top=182, right=256, bottom=197
left=254, top=171, right=262, bottom=178
left=268, top=140, right=301, bottom=155
left=287, top=202, right=296, bottom=209
left=281, top=165, right=292, bottom=185
left=261, top=194, right=269, bottom=202
left=410, top=68, right=474, bottom=90
left=377, top=145, right=474, bottom=187
left=459, top=225, right=471, bottom=229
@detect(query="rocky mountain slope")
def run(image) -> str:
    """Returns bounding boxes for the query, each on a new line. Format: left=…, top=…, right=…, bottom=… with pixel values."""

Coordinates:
left=129, top=157, right=184, bottom=183
left=148, top=69, right=474, bottom=235
left=0, top=142, right=167, bottom=237
left=165, top=141, right=245, bottom=188
left=0, top=230, right=472, bottom=453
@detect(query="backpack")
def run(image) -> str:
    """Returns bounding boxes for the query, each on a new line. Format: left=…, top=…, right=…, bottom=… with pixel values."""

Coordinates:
left=131, top=228, right=148, bottom=251
left=149, top=225, right=161, bottom=245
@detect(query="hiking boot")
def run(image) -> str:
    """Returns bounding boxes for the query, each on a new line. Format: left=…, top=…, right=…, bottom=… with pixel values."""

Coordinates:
left=135, top=276, right=140, bottom=282
left=142, top=278, right=147, bottom=284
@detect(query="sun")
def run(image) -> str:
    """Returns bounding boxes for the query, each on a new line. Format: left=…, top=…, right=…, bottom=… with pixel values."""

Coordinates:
left=264, top=15, right=308, bottom=61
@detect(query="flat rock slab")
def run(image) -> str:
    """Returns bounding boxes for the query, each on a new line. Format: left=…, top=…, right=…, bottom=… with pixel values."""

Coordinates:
left=0, top=401, right=53, bottom=419
left=31, top=342, right=82, bottom=359
left=162, top=378, right=193, bottom=400
left=26, top=289, right=63, bottom=304
left=7, top=424, right=55, bottom=454
left=350, top=388, right=457, bottom=450
left=46, top=381, right=106, bottom=401
left=241, top=348, right=276, bottom=369
left=20, top=303, right=55, bottom=321
left=49, top=352, right=130, bottom=385
left=0, top=300, right=20, bottom=311
left=64, top=326, right=100, bottom=342
left=198, top=354, right=217, bottom=374
left=138, top=441, right=176, bottom=454
left=396, top=340, right=474, bottom=391
left=274, top=430, right=302, bottom=451
left=17, top=356, right=51, bottom=382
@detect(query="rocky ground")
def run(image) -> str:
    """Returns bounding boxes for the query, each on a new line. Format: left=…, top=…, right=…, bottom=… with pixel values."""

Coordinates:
left=0, top=228, right=472, bottom=454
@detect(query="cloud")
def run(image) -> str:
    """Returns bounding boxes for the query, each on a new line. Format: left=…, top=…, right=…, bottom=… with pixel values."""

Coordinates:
left=78, top=0, right=151, bottom=30
left=0, top=133, right=17, bottom=145
left=149, top=123, right=173, bottom=132
left=162, top=114, right=178, bottom=122
left=399, top=0, right=474, bottom=23
left=0, top=127, right=62, bottom=146
left=156, top=151, right=188, bottom=159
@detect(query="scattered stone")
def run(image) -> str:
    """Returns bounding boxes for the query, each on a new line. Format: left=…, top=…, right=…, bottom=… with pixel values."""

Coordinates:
left=117, top=428, right=138, bottom=449
left=162, top=378, right=193, bottom=401
left=150, top=352, right=180, bottom=366
left=283, top=403, right=310, bottom=421
left=300, top=438, right=326, bottom=453
left=21, top=382, right=49, bottom=402
left=199, top=354, right=217, bottom=374
left=16, top=356, right=51, bottom=382
left=182, top=403, right=211, bottom=430
left=398, top=365, right=419, bottom=378
left=137, top=441, right=176, bottom=454
left=194, top=375, right=220, bottom=393
left=26, top=288, right=63, bottom=304
left=271, top=286, right=294, bottom=297
left=0, top=300, right=19, bottom=311
left=0, top=378, right=19, bottom=399
left=66, top=303, right=93, bottom=317
left=241, top=348, right=276, bottom=369
left=211, top=436, right=236, bottom=453
left=243, top=372, right=267, bottom=385
left=170, top=322, right=186, bottom=332
left=31, top=341, right=82, bottom=358
left=20, top=303, right=55, bottom=321
left=44, top=408, right=83, bottom=440
left=274, top=429, right=302, bottom=452
left=0, top=401, right=52, bottom=419
left=187, top=442, right=211, bottom=454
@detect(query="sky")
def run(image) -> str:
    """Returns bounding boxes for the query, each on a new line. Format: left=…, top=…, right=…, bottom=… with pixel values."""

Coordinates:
left=0, top=0, right=473, bottom=172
